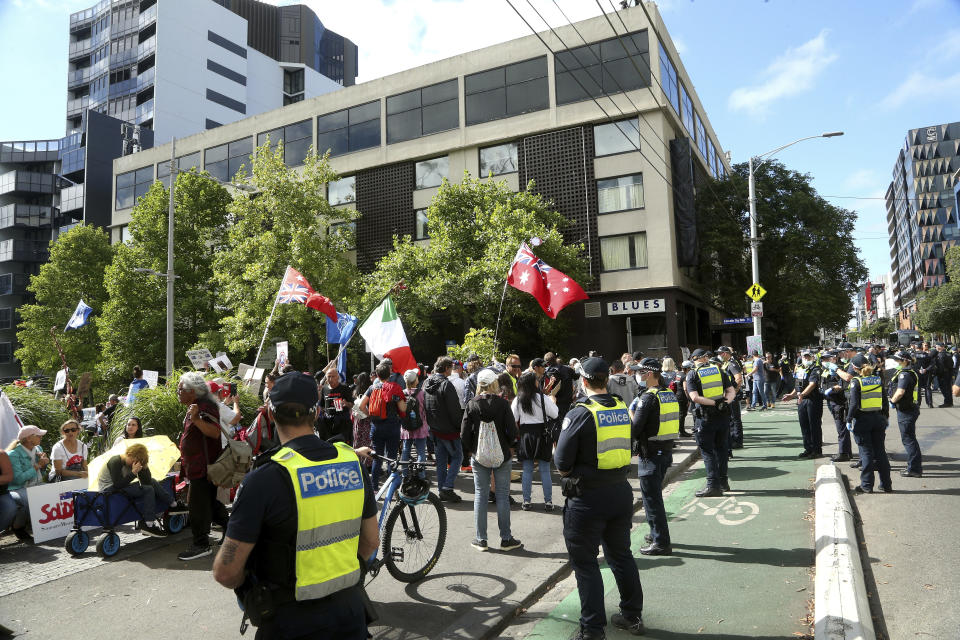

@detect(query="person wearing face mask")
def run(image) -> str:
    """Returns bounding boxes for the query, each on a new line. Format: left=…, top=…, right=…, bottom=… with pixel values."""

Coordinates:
left=888, top=351, right=923, bottom=478
left=630, top=358, right=678, bottom=556
left=781, top=350, right=824, bottom=459
left=847, top=355, right=892, bottom=493
left=819, top=352, right=853, bottom=463
left=685, top=349, right=737, bottom=497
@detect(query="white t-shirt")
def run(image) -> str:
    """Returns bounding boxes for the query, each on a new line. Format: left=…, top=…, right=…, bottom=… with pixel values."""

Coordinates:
left=511, top=393, right=559, bottom=425
left=49, top=439, right=88, bottom=481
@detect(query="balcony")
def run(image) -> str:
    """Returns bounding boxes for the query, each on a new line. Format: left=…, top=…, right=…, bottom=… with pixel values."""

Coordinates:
left=66, top=96, right=90, bottom=117
left=0, top=170, right=56, bottom=196
left=69, top=8, right=94, bottom=32
left=0, top=273, right=29, bottom=296
left=67, top=67, right=92, bottom=88
left=138, top=3, right=157, bottom=29
left=60, top=184, right=85, bottom=214
left=136, top=66, right=155, bottom=91
left=0, top=239, right=50, bottom=264
left=68, top=38, right=92, bottom=60
left=0, top=141, right=60, bottom=164
left=135, top=99, right=154, bottom=123
left=0, top=204, right=53, bottom=230
left=137, top=35, right=156, bottom=61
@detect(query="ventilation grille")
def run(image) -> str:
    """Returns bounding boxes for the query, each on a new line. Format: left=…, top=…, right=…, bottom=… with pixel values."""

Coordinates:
left=583, top=301, right=602, bottom=318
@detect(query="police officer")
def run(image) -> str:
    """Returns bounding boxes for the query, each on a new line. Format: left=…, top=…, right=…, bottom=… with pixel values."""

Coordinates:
left=780, top=350, right=823, bottom=458
left=820, top=351, right=852, bottom=463
left=914, top=342, right=935, bottom=409
left=888, top=350, right=923, bottom=478
left=213, top=372, right=380, bottom=639
left=685, top=349, right=737, bottom=496
left=630, top=357, right=678, bottom=556
left=847, top=355, right=892, bottom=493
left=555, top=357, right=644, bottom=639
left=716, top=347, right=744, bottom=450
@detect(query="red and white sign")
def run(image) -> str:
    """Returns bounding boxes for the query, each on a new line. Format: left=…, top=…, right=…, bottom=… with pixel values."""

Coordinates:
left=22, top=478, right=88, bottom=543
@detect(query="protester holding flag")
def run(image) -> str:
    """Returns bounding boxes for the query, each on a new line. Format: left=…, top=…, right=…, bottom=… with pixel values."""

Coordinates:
left=358, top=295, right=417, bottom=374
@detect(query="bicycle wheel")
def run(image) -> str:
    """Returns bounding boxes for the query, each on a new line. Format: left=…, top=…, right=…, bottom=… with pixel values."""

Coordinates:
left=382, top=491, right=446, bottom=583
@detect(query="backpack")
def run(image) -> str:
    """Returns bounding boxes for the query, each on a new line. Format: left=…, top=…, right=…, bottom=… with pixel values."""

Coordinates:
left=368, top=384, right=389, bottom=419
left=402, top=389, right=422, bottom=431
left=475, top=418, right=504, bottom=468
left=242, top=407, right=280, bottom=457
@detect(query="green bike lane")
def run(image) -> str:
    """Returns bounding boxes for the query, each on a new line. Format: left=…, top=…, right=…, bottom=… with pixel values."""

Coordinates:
left=516, top=407, right=817, bottom=639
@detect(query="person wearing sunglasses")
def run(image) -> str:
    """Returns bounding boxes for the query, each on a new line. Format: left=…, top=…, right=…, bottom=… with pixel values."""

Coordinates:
left=50, top=419, right=88, bottom=482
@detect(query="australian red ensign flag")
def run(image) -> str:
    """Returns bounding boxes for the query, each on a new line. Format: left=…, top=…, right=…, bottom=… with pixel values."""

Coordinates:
left=507, top=243, right=588, bottom=319
left=278, top=266, right=338, bottom=322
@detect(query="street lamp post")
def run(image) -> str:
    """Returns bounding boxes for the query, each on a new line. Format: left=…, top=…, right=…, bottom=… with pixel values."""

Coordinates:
left=166, top=139, right=176, bottom=379
left=747, top=131, right=844, bottom=345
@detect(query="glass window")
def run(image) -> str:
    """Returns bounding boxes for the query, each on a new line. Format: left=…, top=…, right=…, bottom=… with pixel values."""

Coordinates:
left=120, top=224, right=132, bottom=244
left=0, top=343, right=11, bottom=364
left=0, top=308, right=11, bottom=330
left=680, top=83, right=694, bottom=136
left=479, top=142, right=518, bottom=176
left=386, top=79, right=459, bottom=144
left=556, top=30, right=650, bottom=106
left=116, top=166, right=153, bottom=209
left=465, top=56, right=548, bottom=125
left=597, top=174, right=644, bottom=214
left=594, top=119, right=639, bottom=156
left=316, top=100, right=380, bottom=157
left=415, top=209, right=429, bottom=240
left=415, top=156, right=448, bottom=190
left=329, top=221, right=356, bottom=249
left=328, top=176, right=355, bottom=206
left=600, top=233, right=648, bottom=271
left=256, top=119, right=312, bottom=166
left=658, top=42, right=680, bottom=114
left=707, top=138, right=717, bottom=177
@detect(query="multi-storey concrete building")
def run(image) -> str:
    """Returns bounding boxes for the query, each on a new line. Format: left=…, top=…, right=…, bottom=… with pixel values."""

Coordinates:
left=885, top=121, right=960, bottom=328
left=110, top=4, right=730, bottom=361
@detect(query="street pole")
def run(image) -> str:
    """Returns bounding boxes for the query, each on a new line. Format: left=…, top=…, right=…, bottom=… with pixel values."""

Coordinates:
left=166, top=138, right=176, bottom=378
left=748, top=156, right=760, bottom=341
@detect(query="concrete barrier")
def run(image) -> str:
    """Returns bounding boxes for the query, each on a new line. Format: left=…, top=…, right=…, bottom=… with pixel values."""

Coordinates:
left=814, top=463, right=876, bottom=640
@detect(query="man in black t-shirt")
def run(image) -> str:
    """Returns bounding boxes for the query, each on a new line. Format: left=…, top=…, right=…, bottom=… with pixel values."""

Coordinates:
left=318, top=369, right=354, bottom=444
left=213, top=372, right=378, bottom=640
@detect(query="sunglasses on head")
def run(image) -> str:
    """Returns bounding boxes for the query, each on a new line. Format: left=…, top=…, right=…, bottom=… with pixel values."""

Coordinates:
left=63, top=427, right=79, bottom=433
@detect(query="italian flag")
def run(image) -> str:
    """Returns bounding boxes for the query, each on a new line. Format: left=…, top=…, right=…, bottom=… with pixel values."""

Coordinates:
left=358, top=296, right=417, bottom=374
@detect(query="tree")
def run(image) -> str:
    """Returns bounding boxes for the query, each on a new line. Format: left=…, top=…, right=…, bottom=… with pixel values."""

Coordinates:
left=15, top=225, right=113, bottom=383
left=98, top=171, right=232, bottom=389
left=361, top=175, right=590, bottom=356
left=213, top=143, right=360, bottom=371
left=913, top=246, right=960, bottom=337
left=695, top=161, right=868, bottom=349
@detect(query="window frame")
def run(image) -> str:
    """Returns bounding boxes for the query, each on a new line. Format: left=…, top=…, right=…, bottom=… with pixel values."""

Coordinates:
left=414, top=156, right=449, bottom=190
left=478, top=141, right=519, bottom=177
left=599, top=231, right=648, bottom=272
left=327, top=175, right=356, bottom=206
left=593, top=118, right=641, bottom=158
left=414, top=208, right=429, bottom=240
left=555, top=30, right=650, bottom=106
left=386, top=78, right=459, bottom=144
left=596, top=172, right=645, bottom=215
left=316, top=100, right=381, bottom=157
left=465, top=56, right=549, bottom=126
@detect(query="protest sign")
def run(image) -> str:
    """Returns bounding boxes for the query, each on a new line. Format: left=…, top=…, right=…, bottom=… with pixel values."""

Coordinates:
left=142, top=369, right=159, bottom=388
left=54, top=368, right=69, bottom=392
left=23, top=478, right=88, bottom=543
left=276, top=341, right=289, bottom=367
left=186, top=348, right=213, bottom=369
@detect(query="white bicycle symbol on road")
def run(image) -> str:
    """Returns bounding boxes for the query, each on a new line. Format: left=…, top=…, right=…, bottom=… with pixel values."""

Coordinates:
left=674, top=496, right=760, bottom=526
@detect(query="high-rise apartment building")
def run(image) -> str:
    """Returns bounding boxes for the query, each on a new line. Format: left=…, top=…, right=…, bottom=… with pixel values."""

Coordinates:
left=66, top=0, right=353, bottom=144
left=111, top=4, right=733, bottom=362
left=885, top=121, right=960, bottom=327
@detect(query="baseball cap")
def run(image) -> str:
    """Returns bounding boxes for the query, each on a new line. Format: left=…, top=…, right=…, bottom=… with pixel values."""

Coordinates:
left=681, top=360, right=694, bottom=369
left=579, top=357, right=609, bottom=378
left=269, top=372, right=319, bottom=415
left=477, top=368, right=498, bottom=386
left=18, top=425, right=47, bottom=440
left=403, top=369, right=420, bottom=384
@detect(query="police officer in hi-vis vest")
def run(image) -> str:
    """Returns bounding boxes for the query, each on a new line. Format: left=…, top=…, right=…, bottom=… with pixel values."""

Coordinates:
left=630, top=357, right=679, bottom=557
left=716, top=347, right=744, bottom=450
left=847, top=355, right=892, bottom=493
left=214, top=372, right=379, bottom=639
left=819, top=351, right=853, bottom=463
left=780, top=350, right=824, bottom=458
left=685, top=349, right=737, bottom=497
left=555, top=357, right=645, bottom=639
left=888, top=350, right=923, bottom=478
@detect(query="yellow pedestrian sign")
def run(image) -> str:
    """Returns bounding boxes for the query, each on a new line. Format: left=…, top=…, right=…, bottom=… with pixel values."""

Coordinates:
left=746, top=283, right=766, bottom=302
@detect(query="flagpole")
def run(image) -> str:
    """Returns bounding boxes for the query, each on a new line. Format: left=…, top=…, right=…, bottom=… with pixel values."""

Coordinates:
left=493, top=276, right=510, bottom=353
left=253, top=267, right=287, bottom=369
left=322, top=281, right=404, bottom=373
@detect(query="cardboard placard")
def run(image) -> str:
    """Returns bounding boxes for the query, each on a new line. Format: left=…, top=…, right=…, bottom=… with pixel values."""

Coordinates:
left=746, top=335, right=763, bottom=357
left=22, top=478, right=89, bottom=543
left=142, top=369, right=159, bottom=388
left=54, top=368, right=69, bottom=393
left=186, top=348, right=213, bottom=369
left=238, top=364, right=265, bottom=394
left=208, top=354, right=232, bottom=373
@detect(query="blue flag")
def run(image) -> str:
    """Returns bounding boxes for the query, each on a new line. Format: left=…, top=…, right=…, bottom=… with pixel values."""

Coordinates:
left=64, top=300, right=93, bottom=332
left=326, top=312, right=358, bottom=381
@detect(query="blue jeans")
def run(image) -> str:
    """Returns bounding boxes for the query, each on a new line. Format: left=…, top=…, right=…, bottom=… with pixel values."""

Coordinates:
left=0, top=492, right=26, bottom=531
left=434, top=438, right=463, bottom=492
left=123, top=478, right=173, bottom=522
left=521, top=459, right=552, bottom=504
left=751, top=381, right=767, bottom=407
left=763, top=382, right=777, bottom=404
left=471, top=456, right=513, bottom=543
left=400, top=438, right=428, bottom=478
left=371, top=420, right=401, bottom=489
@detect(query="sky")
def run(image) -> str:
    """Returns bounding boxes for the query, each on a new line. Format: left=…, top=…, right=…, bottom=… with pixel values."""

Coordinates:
left=1, top=0, right=959, bottom=281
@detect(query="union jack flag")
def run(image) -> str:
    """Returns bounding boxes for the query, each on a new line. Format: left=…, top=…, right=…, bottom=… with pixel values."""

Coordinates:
left=278, top=281, right=310, bottom=304
left=513, top=243, right=552, bottom=275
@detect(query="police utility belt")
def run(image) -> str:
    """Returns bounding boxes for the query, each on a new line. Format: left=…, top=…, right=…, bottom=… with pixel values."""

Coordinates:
left=560, top=469, right=629, bottom=498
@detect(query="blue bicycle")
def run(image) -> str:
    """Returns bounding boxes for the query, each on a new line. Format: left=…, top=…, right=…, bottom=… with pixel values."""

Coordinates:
left=365, top=453, right=447, bottom=583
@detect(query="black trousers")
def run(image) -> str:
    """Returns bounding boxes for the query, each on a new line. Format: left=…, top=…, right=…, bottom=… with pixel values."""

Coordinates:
left=797, top=397, right=823, bottom=453
left=937, top=375, right=954, bottom=406
left=189, top=475, right=229, bottom=547
left=918, top=372, right=934, bottom=408
left=828, top=402, right=850, bottom=456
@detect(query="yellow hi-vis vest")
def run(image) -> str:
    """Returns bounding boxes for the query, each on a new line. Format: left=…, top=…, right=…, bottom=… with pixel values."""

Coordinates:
left=894, top=368, right=919, bottom=404
left=271, top=442, right=365, bottom=601
left=857, top=376, right=883, bottom=412
left=579, top=397, right=632, bottom=469
left=695, top=364, right=724, bottom=400
left=645, top=388, right=680, bottom=441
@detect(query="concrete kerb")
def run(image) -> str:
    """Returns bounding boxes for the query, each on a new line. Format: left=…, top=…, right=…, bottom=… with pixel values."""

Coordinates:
left=814, top=463, right=876, bottom=640
left=441, top=445, right=702, bottom=640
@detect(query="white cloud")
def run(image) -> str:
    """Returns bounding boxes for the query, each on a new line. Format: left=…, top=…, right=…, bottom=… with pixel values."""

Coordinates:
left=929, top=28, right=960, bottom=61
left=727, top=30, right=837, bottom=116
left=282, top=0, right=609, bottom=84
left=880, top=71, right=960, bottom=109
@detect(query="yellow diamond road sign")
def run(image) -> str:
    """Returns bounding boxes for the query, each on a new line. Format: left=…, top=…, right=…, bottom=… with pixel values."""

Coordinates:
left=746, top=283, right=766, bottom=302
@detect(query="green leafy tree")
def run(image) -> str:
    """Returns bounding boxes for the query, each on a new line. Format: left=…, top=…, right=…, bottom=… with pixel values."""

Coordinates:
left=913, top=246, right=960, bottom=337
left=695, top=161, right=868, bottom=349
left=446, top=327, right=504, bottom=364
left=361, top=175, right=589, bottom=356
left=15, top=225, right=113, bottom=383
left=213, top=142, right=360, bottom=372
left=98, top=172, right=232, bottom=389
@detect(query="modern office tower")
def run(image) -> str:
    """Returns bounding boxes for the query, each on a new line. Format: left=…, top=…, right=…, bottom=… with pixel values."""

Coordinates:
left=111, top=4, right=733, bottom=360
left=66, top=0, right=352, bottom=144
left=885, top=122, right=960, bottom=326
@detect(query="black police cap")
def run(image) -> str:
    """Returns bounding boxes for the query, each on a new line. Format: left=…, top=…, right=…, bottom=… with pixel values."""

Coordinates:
left=892, top=350, right=912, bottom=361
left=630, top=357, right=661, bottom=373
left=579, top=357, right=609, bottom=377
left=716, top=346, right=732, bottom=354
left=691, top=348, right=711, bottom=359
left=850, top=354, right=869, bottom=368
left=269, top=372, right=319, bottom=412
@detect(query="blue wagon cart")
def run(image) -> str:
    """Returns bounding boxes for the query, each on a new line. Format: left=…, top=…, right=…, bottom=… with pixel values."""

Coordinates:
left=64, top=475, right=186, bottom=558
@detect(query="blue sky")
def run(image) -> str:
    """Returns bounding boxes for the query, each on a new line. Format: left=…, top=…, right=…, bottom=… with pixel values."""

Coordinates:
left=2, top=0, right=959, bottom=280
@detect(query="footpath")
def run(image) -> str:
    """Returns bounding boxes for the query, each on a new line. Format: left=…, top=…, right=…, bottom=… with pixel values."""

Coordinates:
left=505, top=407, right=818, bottom=639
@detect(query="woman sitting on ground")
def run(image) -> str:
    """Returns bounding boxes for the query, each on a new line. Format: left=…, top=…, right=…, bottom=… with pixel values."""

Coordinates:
left=113, top=416, right=143, bottom=447
left=50, top=419, right=89, bottom=482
